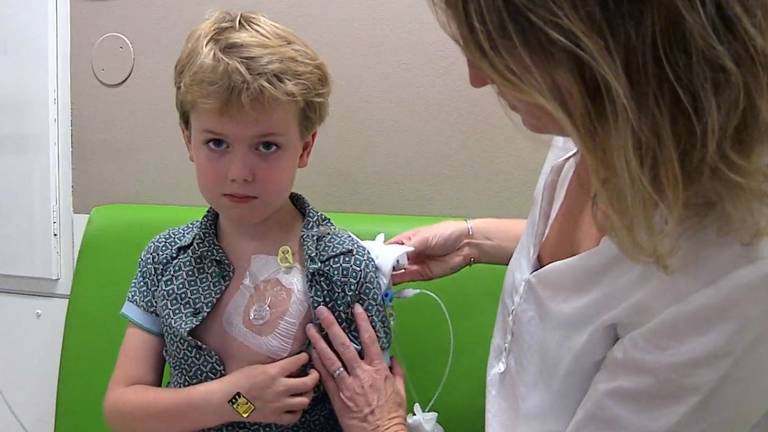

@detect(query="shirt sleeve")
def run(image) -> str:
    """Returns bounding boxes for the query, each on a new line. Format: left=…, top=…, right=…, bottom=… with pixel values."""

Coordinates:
left=120, top=241, right=164, bottom=336
left=566, top=262, right=768, bottom=432
left=350, top=253, right=393, bottom=359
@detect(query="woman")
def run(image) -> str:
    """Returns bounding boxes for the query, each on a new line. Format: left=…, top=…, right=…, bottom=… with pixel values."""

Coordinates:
left=307, top=1, right=768, bottom=430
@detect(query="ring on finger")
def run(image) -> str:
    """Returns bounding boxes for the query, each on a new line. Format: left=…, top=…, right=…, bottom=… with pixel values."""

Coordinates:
left=332, top=366, right=346, bottom=379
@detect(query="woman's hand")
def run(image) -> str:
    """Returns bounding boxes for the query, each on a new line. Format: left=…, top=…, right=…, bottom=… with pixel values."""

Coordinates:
left=388, top=220, right=472, bottom=284
left=215, top=353, right=319, bottom=425
left=306, top=304, right=407, bottom=432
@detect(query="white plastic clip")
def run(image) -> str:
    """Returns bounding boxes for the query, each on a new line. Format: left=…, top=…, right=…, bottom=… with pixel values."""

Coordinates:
left=407, top=403, right=444, bottom=432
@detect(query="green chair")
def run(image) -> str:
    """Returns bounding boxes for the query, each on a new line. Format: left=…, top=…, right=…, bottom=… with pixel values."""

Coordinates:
left=56, top=204, right=504, bottom=431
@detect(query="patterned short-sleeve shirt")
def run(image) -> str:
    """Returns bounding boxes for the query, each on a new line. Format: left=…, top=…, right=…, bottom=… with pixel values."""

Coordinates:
left=121, top=193, right=392, bottom=431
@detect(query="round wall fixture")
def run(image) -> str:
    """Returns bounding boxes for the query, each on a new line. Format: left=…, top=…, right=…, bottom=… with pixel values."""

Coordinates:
left=91, top=33, right=135, bottom=86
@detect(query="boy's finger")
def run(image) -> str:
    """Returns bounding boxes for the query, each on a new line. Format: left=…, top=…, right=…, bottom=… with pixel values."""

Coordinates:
left=284, top=395, right=312, bottom=412
left=274, top=352, right=310, bottom=376
left=283, top=368, right=319, bottom=395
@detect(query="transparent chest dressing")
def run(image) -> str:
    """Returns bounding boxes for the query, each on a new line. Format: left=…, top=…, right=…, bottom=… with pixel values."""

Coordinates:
left=222, top=247, right=309, bottom=360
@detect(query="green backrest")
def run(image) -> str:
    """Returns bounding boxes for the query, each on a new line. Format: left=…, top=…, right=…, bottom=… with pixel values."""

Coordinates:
left=56, top=204, right=504, bottom=431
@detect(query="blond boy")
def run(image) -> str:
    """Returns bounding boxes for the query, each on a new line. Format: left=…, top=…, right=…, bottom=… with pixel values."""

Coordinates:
left=104, top=11, right=391, bottom=431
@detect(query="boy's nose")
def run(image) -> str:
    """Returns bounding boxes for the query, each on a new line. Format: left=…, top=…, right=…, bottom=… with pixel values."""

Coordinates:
left=227, top=157, right=255, bottom=183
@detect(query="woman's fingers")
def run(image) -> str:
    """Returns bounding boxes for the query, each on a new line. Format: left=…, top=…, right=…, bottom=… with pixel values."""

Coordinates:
left=315, top=306, right=363, bottom=373
left=386, top=230, right=416, bottom=246
left=306, top=322, right=350, bottom=386
left=391, top=357, right=406, bottom=397
left=391, top=265, right=429, bottom=284
left=309, top=347, right=338, bottom=394
left=307, top=328, right=409, bottom=431
left=352, top=304, right=384, bottom=364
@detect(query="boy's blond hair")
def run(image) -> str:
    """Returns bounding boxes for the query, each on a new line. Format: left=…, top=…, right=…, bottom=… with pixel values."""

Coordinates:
left=434, top=0, right=768, bottom=269
left=175, top=11, right=330, bottom=138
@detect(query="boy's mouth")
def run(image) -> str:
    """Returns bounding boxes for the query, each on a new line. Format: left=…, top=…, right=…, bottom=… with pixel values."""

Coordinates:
left=223, top=193, right=258, bottom=203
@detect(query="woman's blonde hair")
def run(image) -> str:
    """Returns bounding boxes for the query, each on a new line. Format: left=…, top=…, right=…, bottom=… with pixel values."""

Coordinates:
left=174, top=11, right=330, bottom=138
left=434, top=0, right=768, bottom=267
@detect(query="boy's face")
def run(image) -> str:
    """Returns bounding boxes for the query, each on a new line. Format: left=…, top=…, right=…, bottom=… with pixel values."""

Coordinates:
left=182, top=101, right=315, bottom=226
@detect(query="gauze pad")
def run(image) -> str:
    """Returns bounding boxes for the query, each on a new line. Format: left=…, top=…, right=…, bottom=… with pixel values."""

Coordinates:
left=222, top=253, right=308, bottom=359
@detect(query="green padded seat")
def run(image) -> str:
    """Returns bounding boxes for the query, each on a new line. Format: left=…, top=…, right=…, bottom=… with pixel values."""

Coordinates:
left=56, top=204, right=505, bottom=431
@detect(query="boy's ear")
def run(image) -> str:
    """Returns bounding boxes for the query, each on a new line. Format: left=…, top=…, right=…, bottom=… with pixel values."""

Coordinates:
left=181, top=126, right=194, bottom=162
left=298, top=130, right=317, bottom=168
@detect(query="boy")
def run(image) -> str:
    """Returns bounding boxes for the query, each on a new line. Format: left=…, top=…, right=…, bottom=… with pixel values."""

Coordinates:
left=103, top=11, right=391, bottom=431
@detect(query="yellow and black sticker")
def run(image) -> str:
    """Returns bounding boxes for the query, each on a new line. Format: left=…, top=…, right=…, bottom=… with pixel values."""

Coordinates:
left=228, top=392, right=255, bottom=418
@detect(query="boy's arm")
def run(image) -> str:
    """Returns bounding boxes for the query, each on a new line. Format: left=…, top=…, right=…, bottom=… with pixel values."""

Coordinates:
left=104, top=325, right=320, bottom=431
left=103, top=325, right=234, bottom=432
left=353, top=256, right=393, bottom=353
left=106, top=237, right=230, bottom=430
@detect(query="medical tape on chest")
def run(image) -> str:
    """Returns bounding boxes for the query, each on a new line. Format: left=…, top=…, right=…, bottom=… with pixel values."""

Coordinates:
left=222, top=254, right=309, bottom=359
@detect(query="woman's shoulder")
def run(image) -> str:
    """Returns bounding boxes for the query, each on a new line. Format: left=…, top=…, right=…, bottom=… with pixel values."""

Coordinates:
left=604, top=226, right=767, bottom=285
left=668, top=228, right=767, bottom=283
left=606, top=230, right=768, bottom=331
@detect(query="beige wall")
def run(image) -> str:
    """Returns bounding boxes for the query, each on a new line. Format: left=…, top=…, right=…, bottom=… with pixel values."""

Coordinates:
left=72, top=0, right=550, bottom=217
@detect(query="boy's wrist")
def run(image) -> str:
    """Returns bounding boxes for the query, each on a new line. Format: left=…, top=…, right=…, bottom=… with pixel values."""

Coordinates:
left=193, top=376, right=239, bottom=427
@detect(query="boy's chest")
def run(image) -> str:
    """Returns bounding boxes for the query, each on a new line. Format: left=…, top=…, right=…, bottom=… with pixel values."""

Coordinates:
left=155, top=239, right=366, bottom=379
left=191, top=255, right=314, bottom=373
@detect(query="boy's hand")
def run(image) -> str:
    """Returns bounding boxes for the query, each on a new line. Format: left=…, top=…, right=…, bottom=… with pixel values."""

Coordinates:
left=216, top=352, right=319, bottom=425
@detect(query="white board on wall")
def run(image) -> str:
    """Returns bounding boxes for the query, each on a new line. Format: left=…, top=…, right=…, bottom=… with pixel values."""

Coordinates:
left=0, top=0, right=61, bottom=279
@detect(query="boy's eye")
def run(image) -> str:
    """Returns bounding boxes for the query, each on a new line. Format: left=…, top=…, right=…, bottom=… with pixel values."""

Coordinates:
left=257, top=141, right=279, bottom=153
left=206, top=139, right=227, bottom=151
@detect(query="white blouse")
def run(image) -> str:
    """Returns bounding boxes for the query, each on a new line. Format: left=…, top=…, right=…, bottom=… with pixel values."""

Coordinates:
left=485, top=137, right=768, bottom=431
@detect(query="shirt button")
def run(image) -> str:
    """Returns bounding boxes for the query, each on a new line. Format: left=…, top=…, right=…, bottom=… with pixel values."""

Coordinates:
left=497, top=354, right=508, bottom=373
left=498, top=343, right=511, bottom=372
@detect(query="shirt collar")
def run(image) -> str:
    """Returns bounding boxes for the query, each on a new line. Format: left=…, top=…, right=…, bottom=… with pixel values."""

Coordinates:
left=175, top=192, right=354, bottom=269
left=292, top=192, right=355, bottom=270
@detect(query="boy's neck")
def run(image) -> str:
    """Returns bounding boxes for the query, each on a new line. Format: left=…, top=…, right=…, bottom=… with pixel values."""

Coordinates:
left=216, top=198, right=305, bottom=257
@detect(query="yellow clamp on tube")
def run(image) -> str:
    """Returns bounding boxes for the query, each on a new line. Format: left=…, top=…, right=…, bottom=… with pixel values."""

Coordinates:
left=277, top=245, right=294, bottom=269
left=228, top=392, right=255, bottom=418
